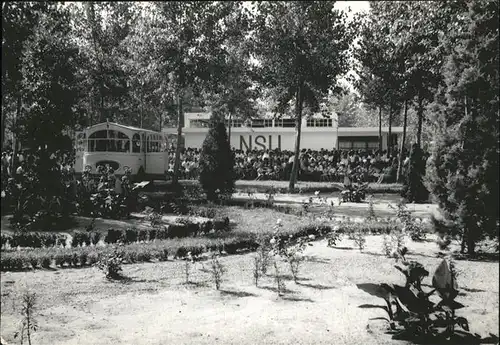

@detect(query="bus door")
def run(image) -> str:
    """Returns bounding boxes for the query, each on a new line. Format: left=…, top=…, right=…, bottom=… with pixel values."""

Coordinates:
left=74, top=131, right=86, bottom=173
left=163, top=134, right=169, bottom=174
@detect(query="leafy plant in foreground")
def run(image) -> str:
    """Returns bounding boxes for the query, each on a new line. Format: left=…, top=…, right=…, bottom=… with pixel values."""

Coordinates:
left=357, top=259, right=497, bottom=344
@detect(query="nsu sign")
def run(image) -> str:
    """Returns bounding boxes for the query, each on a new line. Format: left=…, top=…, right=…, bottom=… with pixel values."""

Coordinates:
left=238, top=134, right=282, bottom=151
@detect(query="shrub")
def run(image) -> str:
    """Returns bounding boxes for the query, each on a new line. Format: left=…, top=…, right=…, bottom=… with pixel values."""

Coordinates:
left=138, top=230, right=148, bottom=242
left=42, top=234, right=57, bottom=248
left=91, top=232, right=101, bottom=246
left=87, top=251, right=99, bottom=265
left=54, top=253, right=65, bottom=267
left=104, top=229, right=123, bottom=244
left=29, top=254, right=39, bottom=270
left=158, top=248, right=169, bottom=261
left=124, top=228, right=138, bottom=244
left=97, top=248, right=124, bottom=280
left=127, top=249, right=139, bottom=263
left=137, top=249, right=152, bottom=262
left=40, top=254, right=52, bottom=268
left=174, top=246, right=188, bottom=259
left=167, top=223, right=186, bottom=238
left=79, top=251, right=88, bottom=267
left=71, top=253, right=79, bottom=267
left=198, top=120, right=235, bottom=202
left=1, top=234, right=12, bottom=248
left=402, top=143, right=429, bottom=203
left=148, top=229, right=157, bottom=241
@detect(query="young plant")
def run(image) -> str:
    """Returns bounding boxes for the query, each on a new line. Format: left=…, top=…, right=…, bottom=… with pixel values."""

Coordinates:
left=326, top=225, right=342, bottom=247
left=253, top=255, right=262, bottom=287
left=257, top=235, right=272, bottom=275
left=366, top=196, right=377, bottom=221
left=210, top=254, right=225, bottom=290
left=273, top=261, right=286, bottom=297
left=14, top=290, right=38, bottom=345
left=184, top=260, right=191, bottom=284
left=352, top=230, right=366, bottom=251
left=288, top=254, right=304, bottom=283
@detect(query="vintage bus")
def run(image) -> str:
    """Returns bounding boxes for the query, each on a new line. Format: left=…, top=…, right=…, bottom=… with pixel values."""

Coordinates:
left=74, top=122, right=169, bottom=180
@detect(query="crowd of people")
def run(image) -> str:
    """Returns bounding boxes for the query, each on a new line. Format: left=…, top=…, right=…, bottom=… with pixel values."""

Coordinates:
left=167, top=147, right=425, bottom=183
left=2, top=147, right=427, bottom=184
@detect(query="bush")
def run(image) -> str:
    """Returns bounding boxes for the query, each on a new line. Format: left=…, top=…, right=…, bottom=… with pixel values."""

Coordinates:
left=79, top=251, right=88, bottom=267
left=87, top=251, right=99, bottom=265
left=29, top=254, right=39, bottom=269
left=198, top=119, right=236, bottom=202
left=1, top=234, right=12, bottom=248
left=91, top=232, right=101, bottom=246
left=137, top=249, right=152, bottom=262
left=401, top=143, right=429, bottom=203
left=40, top=254, right=52, bottom=268
left=97, top=248, right=124, bottom=279
left=138, top=230, right=148, bottom=242
left=104, top=229, right=123, bottom=244
left=54, top=253, right=65, bottom=267
left=148, top=229, right=157, bottom=241
left=124, top=228, right=138, bottom=244
left=158, top=248, right=169, bottom=261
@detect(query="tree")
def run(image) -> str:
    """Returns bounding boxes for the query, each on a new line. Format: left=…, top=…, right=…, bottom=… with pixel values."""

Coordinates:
left=147, top=1, right=249, bottom=185
left=426, top=0, right=499, bottom=255
left=198, top=119, right=235, bottom=202
left=68, top=2, right=138, bottom=127
left=402, top=143, right=429, bottom=203
left=5, top=3, right=80, bottom=229
left=251, top=1, right=357, bottom=191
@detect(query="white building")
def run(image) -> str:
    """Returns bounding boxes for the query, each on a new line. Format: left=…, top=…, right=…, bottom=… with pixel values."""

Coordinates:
left=163, top=112, right=404, bottom=151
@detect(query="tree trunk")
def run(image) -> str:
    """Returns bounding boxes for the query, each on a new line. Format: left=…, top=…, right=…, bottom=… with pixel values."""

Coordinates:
left=378, top=106, right=382, bottom=152
left=416, top=94, right=424, bottom=147
left=1, top=3, right=7, bottom=149
left=172, top=92, right=183, bottom=185
left=140, top=90, right=144, bottom=128
left=289, top=84, right=303, bottom=192
left=11, top=94, right=21, bottom=177
left=397, top=99, right=408, bottom=182
left=228, top=112, right=232, bottom=147
left=388, top=102, right=393, bottom=157
left=100, top=85, right=105, bottom=124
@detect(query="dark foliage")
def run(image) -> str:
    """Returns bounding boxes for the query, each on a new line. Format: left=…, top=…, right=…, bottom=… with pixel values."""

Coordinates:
left=198, top=120, right=236, bottom=202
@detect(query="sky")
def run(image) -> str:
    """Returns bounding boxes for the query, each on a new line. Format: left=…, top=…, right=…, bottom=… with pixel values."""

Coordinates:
left=334, top=1, right=370, bottom=16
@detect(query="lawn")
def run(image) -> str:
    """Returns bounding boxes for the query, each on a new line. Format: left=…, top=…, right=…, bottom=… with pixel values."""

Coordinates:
left=1, top=235, right=498, bottom=345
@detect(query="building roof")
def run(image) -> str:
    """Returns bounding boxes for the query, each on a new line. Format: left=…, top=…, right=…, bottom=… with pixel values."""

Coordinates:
left=85, top=122, right=162, bottom=134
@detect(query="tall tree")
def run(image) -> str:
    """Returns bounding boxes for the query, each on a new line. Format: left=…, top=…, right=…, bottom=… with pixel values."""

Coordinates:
left=251, top=1, right=356, bottom=191
left=69, top=2, right=138, bottom=127
left=147, top=1, right=249, bottom=185
left=426, top=0, right=499, bottom=255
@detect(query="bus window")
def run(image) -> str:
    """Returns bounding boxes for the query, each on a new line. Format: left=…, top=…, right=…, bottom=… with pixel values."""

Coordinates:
left=132, top=133, right=141, bottom=153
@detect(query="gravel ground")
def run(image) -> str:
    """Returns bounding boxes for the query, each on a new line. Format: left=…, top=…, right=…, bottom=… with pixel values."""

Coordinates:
left=1, top=235, right=498, bottom=345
